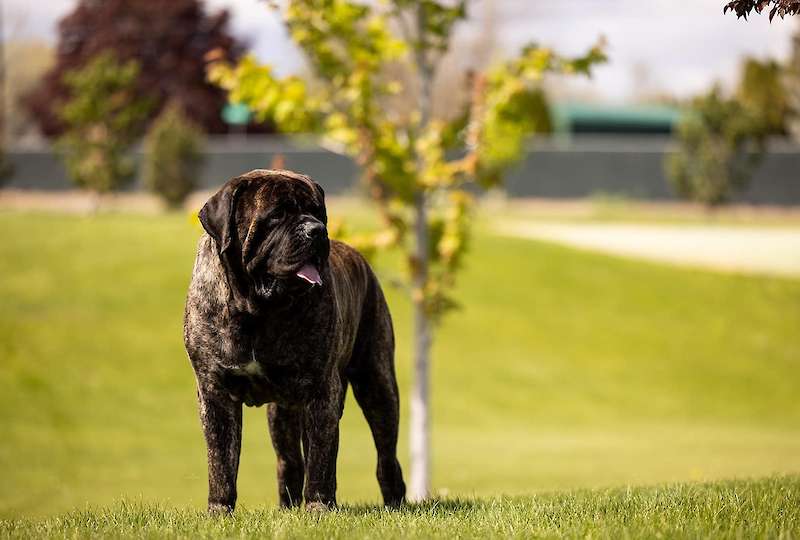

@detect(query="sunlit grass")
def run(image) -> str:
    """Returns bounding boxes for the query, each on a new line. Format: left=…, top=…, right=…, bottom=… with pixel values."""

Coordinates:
left=2, top=476, right=798, bottom=539
left=1, top=206, right=799, bottom=520
left=485, top=194, right=800, bottom=226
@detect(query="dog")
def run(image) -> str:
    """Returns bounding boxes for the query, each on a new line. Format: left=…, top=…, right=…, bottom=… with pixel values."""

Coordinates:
left=183, top=169, right=406, bottom=512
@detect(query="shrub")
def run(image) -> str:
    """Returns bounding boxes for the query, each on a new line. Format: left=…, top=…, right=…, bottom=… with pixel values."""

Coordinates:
left=666, top=87, right=765, bottom=206
left=56, top=52, right=152, bottom=194
left=143, top=103, right=205, bottom=208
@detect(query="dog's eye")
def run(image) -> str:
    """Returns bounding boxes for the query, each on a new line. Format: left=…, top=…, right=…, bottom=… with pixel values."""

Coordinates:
left=267, top=211, right=285, bottom=226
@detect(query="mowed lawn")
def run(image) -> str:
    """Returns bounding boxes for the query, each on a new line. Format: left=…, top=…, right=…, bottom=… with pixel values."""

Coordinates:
left=1, top=206, right=799, bottom=523
left=2, top=477, right=798, bottom=539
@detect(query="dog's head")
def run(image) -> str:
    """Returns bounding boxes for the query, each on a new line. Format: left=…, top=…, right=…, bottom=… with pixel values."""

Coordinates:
left=199, top=169, right=329, bottom=311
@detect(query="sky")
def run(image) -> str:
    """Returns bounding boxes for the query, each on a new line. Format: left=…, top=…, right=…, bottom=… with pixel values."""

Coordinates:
left=4, top=0, right=799, bottom=102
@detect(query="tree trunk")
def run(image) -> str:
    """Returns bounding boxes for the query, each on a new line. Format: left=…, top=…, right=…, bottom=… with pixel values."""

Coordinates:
left=409, top=4, right=434, bottom=502
left=409, top=192, right=431, bottom=502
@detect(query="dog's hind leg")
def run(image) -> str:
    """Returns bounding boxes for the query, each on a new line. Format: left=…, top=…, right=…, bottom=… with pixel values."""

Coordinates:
left=350, top=359, right=406, bottom=507
left=267, top=403, right=305, bottom=508
left=348, top=293, right=406, bottom=507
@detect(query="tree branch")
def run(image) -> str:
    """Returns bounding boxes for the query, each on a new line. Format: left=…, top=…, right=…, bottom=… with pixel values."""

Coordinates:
left=723, top=0, right=800, bottom=20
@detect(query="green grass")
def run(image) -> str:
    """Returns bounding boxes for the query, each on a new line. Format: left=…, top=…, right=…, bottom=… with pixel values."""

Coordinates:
left=2, top=476, right=798, bottom=539
left=488, top=195, right=800, bottom=226
left=1, top=205, right=799, bottom=526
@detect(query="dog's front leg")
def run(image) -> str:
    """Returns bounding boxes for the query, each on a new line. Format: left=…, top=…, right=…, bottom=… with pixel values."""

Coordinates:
left=267, top=403, right=304, bottom=508
left=302, top=375, right=344, bottom=511
left=197, top=381, right=243, bottom=514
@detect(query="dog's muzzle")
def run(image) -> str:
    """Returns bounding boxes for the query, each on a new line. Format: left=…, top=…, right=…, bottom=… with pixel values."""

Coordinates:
left=294, top=219, right=328, bottom=286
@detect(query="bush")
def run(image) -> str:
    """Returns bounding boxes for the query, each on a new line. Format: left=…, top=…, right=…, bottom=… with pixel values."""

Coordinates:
left=666, top=87, right=765, bottom=207
left=143, top=103, right=205, bottom=208
left=57, top=52, right=152, bottom=194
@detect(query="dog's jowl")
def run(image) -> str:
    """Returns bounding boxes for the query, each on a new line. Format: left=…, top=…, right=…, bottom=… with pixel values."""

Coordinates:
left=183, top=169, right=406, bottom=513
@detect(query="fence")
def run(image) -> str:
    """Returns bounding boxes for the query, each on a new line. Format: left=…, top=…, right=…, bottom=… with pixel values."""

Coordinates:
left=5, top=135, right=800, bottom=205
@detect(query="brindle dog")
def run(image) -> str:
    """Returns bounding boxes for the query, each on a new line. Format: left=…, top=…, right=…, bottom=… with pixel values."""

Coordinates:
left=183, top=169, right=406, bottom=513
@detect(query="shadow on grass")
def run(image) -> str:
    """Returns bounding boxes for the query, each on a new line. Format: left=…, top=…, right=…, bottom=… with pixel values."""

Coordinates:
left=337, top=498, right=483, bottom=516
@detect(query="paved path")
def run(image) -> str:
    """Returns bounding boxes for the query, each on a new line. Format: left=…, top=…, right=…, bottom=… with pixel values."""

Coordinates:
left=495, top=221, right=800, bottom=277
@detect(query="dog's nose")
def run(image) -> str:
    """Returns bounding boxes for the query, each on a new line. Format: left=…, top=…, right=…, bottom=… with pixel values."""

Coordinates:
left=303, top=220, right=327, bottom=239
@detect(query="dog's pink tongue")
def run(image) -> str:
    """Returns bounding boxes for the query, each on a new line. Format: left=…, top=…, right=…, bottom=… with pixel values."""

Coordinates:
left=296, top=264, right=322, bottom=286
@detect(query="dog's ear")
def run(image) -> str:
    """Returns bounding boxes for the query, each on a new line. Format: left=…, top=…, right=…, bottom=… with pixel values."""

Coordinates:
left=312, top=181, right=327, bottom=224
left=312, top=180, right=325, bottom=202
left=199, top=180, right=246, bottom=254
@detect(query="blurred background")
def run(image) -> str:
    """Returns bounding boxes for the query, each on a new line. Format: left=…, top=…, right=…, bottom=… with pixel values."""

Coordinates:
left=1, top=0, right=799, bottom=519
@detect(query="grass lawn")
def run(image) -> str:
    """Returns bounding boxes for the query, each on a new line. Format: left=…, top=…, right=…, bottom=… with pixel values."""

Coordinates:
left=1, top=204, right=799, bottom=529
left=489, top=195, right=800, bottom=226
left=2, top=476, right=798, bottom=539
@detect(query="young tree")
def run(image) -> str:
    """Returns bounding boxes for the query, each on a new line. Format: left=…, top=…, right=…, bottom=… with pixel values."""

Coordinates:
left=666, top=86, right=765, bottom=206
left=143, top=103, right=206, bottom=209
left=208, top=0, right=605, bottom=500
left=57, top=52, right=152, bottom=197
left=737, top=57, right=789, bottom=135
left=724, top=0, right=800, bottom=19
left=25, top=0, right=245, bottom=136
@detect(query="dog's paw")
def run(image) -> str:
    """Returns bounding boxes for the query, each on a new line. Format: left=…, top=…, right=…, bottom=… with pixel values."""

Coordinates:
left=384, top=497, right=406, bottom=509
left=208, top=502, right=234, bottom=515
left=305, top=501, right=332, bottom=513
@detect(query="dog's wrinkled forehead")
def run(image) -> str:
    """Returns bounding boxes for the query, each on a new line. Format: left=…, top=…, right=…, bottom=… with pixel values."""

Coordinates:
left=242, top=171, right=326, bottom=223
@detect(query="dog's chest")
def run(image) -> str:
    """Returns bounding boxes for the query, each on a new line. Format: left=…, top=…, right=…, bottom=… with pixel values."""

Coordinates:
left=217, top=314, right=334, bottom=407
left=219, top=352, right=310, bottom=407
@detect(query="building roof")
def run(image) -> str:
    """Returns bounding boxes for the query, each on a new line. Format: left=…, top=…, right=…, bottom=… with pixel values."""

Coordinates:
left=551, top=103, right=684, bottom=134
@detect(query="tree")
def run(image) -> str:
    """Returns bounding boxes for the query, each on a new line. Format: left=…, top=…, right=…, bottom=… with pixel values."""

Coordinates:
left=143, top=103, right=206, bottom=208
left=25, top=0, right=244, bottom=136
left=56, top=52, right=152, bottom=196
left=724, top=0, right=800, bottom=19
left=737, top=57, right=789, bottom=135
left=4, top=40, right=54, bottom=141
left=787, top=24, right=800, bottom=141
left=666, top=86, right=765, bottom=206
left=208, top=0, right=605, bottom=500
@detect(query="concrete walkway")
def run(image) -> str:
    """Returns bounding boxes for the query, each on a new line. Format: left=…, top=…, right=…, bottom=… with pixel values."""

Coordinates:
left=495, top=221, right=800, bottom=277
